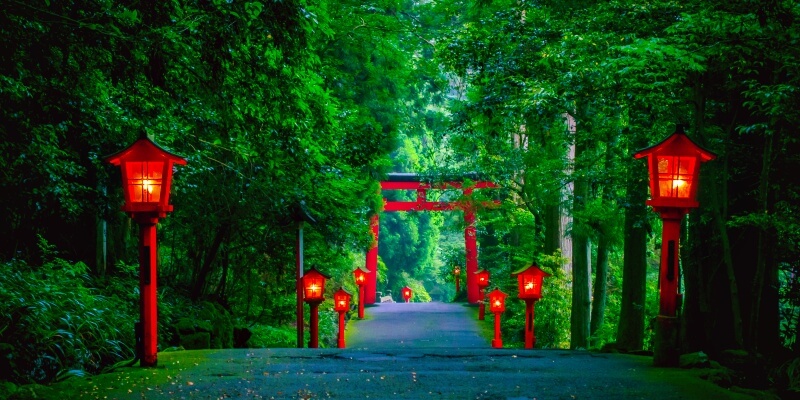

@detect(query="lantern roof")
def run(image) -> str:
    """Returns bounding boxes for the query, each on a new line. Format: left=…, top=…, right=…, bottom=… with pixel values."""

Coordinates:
left=354, top=265, right=370, bottom=274
left=105, top=136, right=187, bottom=166
left=334, top=287, right=352, bottom=296
left=488, top=287, right=508, bottom=299
left=291, top=200, right=317, bottom=224
left=633, top=125, right=716, bottom=161
left=305, top=266, right=331, bottom=279
left=474, top=268, right=489, bottom=275
left=511, top=263, right=552, bottom=278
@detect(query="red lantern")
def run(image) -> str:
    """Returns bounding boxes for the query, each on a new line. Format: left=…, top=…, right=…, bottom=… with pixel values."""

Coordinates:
left=475, top=268, right=490, bottom=320
left=487, top=288, right=508, bottom=348
left=105, top=136, right=187, bottom=219
left=512, top=263, right=551, bottom=349
left=633, top=125, right=716, bottom=211
left=635, top=125, right=716, bottom=367
left=488, top=288, right=507, bottom=313
left=302, top=267, right=330, bottom=348
left=453, top=265, right=461, bottom=294
left=334, top=287, right=352, bottom=312
left=402, top=286, right=413, bottom=303
left=475, top=268, right=490, bottom=289
left=512, top=264, right=551, bottom=300
left=106, top=135, right=185, bottom=368
left=353, top=266, right=369, bottom=319
left=353, top=266, right=368, bottom=286
left=303, top=267, right=330, bottom=303
left=333, top=287, right=351, bottom=348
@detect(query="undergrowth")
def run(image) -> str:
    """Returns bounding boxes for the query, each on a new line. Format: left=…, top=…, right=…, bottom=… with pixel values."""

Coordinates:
left=0, top=251, right=136, bottom=383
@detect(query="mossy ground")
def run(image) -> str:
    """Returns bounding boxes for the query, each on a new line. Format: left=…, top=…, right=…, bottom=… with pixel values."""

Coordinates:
left=14, top=351, right=210, bottom=400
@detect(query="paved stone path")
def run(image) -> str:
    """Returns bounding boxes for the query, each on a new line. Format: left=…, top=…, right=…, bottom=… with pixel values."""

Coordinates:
left=47, top=302, right=754, bottom=399
left=347, top=302, right=487, bottom=349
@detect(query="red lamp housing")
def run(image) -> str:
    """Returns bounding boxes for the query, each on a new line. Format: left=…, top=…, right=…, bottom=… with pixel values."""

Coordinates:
left=353, top=266, right=369, bottom=286
left=512, top=264, right=551, bottom=300
left=488, top=288, right=508, bottom=313
left=633, top=125, right=716, bottom=210
left=303, top=267, right=330, bottom=303
left=402, top=286, right=413, bottom=302
left=105, top=136, right=187, bottom=218
left=475, top=268, right=490, bottom=289
left=334, top=287, right=352, bottom=312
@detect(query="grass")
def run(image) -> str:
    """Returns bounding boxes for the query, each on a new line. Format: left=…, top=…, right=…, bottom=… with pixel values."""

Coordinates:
left=34, top=350, right=211, bottom=399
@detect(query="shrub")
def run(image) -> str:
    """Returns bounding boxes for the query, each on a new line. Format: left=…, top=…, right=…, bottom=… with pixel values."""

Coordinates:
left=247, top=325, right=295, bottom=348
left=0, top=255, right=136, bottom=384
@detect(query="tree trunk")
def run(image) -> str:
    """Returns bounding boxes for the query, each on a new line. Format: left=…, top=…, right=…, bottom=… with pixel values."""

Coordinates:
left=544, top=203, right=561, bottom=256
left=570, top=139, right=591, bottom=350
left=616, top=160, right=649, bottom=352
left=191, top=222, right=230, bottom=300
left=750, top=125, right=780, bottom=355
left=710, top=163, right=744, bottom=349
left=590, top=231, right=609, bottom=346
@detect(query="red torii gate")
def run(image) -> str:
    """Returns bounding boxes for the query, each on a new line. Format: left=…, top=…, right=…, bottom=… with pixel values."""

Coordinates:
left=364, top=173, right=499, bottom=304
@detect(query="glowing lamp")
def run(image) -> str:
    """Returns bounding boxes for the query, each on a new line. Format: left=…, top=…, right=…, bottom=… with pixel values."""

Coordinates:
left=453, top=265, right=461, bottom=294
left=488, top=288, right=508, bottom=313
left=402, top=286, right=413, bottom=302
left=105, top=136, right=187, bottom=218
left=353, top=266, right=369, bottom=319
left=635, top=125, right=716, bottom=367
left=512, top=264, right=551, bottom=300
left=333, top=287, right=352, bottom=348
left=105, top=135, right=186, bottom=367
left=353, top=266, right=369, bottom=286
left=475, top=268, right=490, bottom=289
left=302, top=267, right=330, bottom=303
left=633, top=125, right=716, bottom=211
left=334, top=287, right=352, bottom=312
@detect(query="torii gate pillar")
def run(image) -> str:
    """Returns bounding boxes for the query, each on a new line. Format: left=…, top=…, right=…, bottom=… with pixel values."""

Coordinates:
left=364, top=214, right=379, bottom=305
left=464, top=205, right=480, bottom=303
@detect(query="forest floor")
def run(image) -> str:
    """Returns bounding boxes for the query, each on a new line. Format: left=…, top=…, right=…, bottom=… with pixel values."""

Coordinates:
left=21, top=303, right=772, bottom=399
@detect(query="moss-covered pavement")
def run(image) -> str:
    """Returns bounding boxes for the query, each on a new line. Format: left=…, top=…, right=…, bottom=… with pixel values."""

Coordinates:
left=8, top=303, right=773, bottom=399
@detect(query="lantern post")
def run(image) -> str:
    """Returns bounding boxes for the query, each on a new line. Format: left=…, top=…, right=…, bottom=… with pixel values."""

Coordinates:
left=293, top=201, right=315, bottom=348
left=634, top=125, right=716, bottom=366
left=353, top=266, right=369, bottom=319
left=475, top=268, right=490, bottom=320
left=333, top=288, right=352, bottom=348
left=453, top=265, right=461, bottom=295
left=512, top=264, right=551, bottom=349
left=105, top=135, right=186, bottom=367
left=488, top=288, right=508, bottom=348
left=402, top=286, right=413, bottom=303
left=302, top=267, right=330, bottom=348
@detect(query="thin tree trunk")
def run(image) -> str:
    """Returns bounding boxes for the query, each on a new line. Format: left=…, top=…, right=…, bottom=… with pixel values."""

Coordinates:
left=710, top=165, right=744, bottom=348
left=191, top=222, right=230, bottom=300
left=217, top=246, right=230, bottom=299
left=748, top=126, right=779, bottom=354
left=616, top=159, right=649, bottom=352
left=544, top=204, right=561, bottom=256
left=590, top=231, right=609, bottom=345
left=571, top=138, right=591, bottom=349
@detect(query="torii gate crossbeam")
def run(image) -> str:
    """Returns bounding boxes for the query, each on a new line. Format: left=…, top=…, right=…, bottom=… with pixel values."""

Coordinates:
left=364, top=173, right=498, bottom=304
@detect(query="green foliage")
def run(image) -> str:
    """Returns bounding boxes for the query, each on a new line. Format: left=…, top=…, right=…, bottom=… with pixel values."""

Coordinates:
left=772, top=357, right=800, bottom=396
left=247, top=325, right=296, bottom=349
left=0, top=253, right=136, bottom=383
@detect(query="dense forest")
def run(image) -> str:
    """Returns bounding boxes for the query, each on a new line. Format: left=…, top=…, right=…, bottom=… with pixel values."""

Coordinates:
left=1, top=0, right=799, bottom=396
